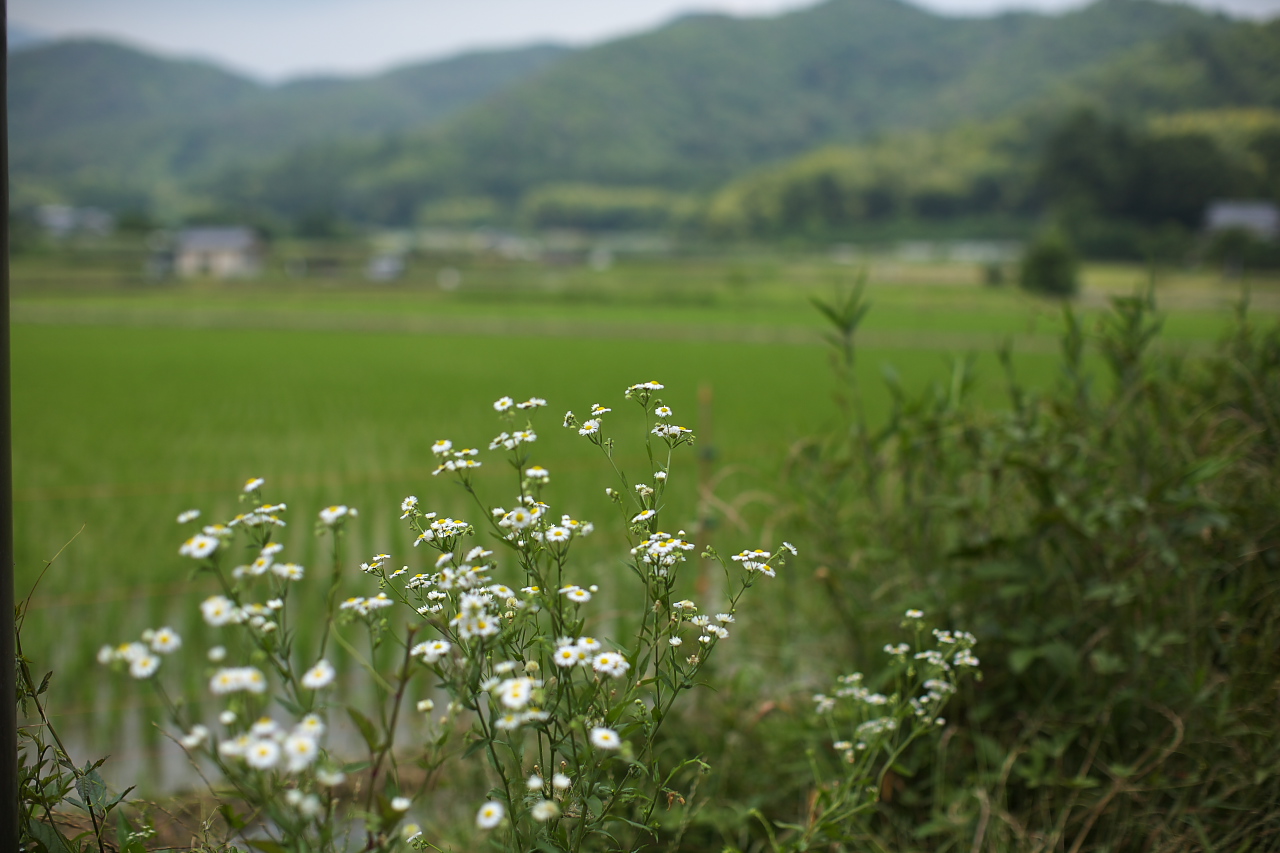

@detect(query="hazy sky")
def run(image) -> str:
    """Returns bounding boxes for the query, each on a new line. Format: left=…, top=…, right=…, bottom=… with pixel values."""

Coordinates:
left=12, top=0, right=1280, bottom=81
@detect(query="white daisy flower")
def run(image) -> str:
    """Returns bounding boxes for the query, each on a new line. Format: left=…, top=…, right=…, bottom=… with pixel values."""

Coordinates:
left=476, top=800, right=505, bottom=829
left=251, top=716, right=279, bottom=738
left=578, top=419, right=600, bottom=436
left=180, top=534, right=219, bottom=559
left=592, top=652, right=630, bottom=677
left=505, top=506, right=533, bottom=529
left=272, top=562, right=304, bottom=580
left=245, top=739, right=280, bottom=770
left=654, top=406, right=672, bottom=418
left=561, top=586, right=591, bottom=603
left=552, top=773, right=572, bottom=790
left=200, top=595, right=239, bottom=627
left=589, top=726, right=621, bottom=750
left=411, top=639, right=452, bottom=664
left=532, top=800, right=560, bottom=822
left=129, top=654, right=160, bottom=679
left=150, top=627, right=181, bottom=654
left=218, top=735, right=250, bottom=758
left=243, top=477, right=265, bottom=493
left=176, top=509, right=201, bottom=524
left=296, top=713, right=325, bottom=738
left=493, top=396, right=515, bottom=412
left=179, top=724, right=209, bottom=750
left=318, top=505, right=350, bottom=525
left=301, top=660, right=336, bottom=689
left=391, top=796, right=411, bottom=812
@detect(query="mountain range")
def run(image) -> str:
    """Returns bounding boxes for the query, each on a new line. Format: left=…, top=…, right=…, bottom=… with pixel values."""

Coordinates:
left=9, top=0, right=1280, bottom=227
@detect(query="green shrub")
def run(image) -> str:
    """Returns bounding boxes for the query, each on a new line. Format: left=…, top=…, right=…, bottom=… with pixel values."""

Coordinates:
left=1019, top=230, right=1080, bottom=297
left=1204, top=226, right=1280, bottom=272
left=783, top=286, right=1280, bottom=850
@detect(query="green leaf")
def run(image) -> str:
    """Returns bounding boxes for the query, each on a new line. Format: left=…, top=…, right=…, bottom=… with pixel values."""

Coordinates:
left=25, top=820, right=74, bottom=853
left=244, top=840, right=289, bottom=853
left=347, top=706, right=381, bottom=753
left=1040, top=641, right=1078, bottom=675
left=219, top=803, right=246, bottom=831
left=1009, top=647, right=1040, bottom=674
left=586, top=795, right=604, bottom=818
left=1088, top=650, right=1126, bottom=675
left=461, top=737, right=489, bottom=760
left=75, top=769, right=108, bottom=810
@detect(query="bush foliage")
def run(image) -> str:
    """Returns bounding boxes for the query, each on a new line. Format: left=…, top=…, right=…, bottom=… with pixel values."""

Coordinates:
left=781, top=284, right=1280, bottom=850
left=1018, top=230, right=1080, bottom=297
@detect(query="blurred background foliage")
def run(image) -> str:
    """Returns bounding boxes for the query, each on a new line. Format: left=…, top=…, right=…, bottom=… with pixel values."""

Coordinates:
left=9, top=0, right=1280, bottom=266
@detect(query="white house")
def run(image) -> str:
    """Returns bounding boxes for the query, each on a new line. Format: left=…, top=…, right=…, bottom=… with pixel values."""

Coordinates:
left=174, top=227, right=263, bottom=278
left=1204, top=201, right=1280, bottom=241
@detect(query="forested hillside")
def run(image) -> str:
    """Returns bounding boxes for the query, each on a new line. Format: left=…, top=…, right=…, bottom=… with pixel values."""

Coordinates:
left=10, top=0, right=1279, bottom=234
left=8, top=40, right=571, bottom=210
left=221, top=0, right=1241, bottom=223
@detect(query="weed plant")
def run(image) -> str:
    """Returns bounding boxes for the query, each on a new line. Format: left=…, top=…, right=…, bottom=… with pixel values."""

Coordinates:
left=782, top=284, right=1280, bottom=850
left=63, top=381, right=975, bottom=852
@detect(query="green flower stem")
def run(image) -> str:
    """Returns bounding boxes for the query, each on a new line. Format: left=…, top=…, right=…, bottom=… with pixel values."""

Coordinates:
left=318, top=530, right=344, bottom=660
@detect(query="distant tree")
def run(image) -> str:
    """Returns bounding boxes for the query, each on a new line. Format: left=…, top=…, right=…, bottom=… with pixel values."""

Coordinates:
left=1019, top=229, right=1080, bottom=297
left=1128, top=133, right=1236, bottom=226
left=1038, top=109, right=1134, bottom=217
left=1251, top=128, right=1280, bottom=202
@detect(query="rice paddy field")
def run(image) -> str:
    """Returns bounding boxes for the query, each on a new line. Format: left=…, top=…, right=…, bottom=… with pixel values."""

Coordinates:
left=11, top=248, right=1277, bottom=791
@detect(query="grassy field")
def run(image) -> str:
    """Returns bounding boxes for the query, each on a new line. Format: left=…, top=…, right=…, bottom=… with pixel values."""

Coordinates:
left=11, top=250, right=1275, bottom=782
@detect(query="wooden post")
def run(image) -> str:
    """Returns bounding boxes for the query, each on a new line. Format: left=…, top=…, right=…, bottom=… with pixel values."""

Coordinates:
left=2, top=0, right=20, bottom=844
left=695, top=382, right=714, bottom=597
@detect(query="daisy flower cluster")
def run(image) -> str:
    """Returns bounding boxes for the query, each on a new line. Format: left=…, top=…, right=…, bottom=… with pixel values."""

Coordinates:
left=96, top=626, right=182, bottom=679
left=98, top=481, right=394, bottom=847
left=97, top=384, right=785, bottom=853
left=213, top=712, right=327, bottom=773
left=810, top=610, right=979, bottom=795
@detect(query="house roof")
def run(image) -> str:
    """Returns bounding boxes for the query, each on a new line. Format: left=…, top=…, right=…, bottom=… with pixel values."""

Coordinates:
left=177, top=226, right=258, bottom=252
left=1205, top=201, right=1280, bottom=237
